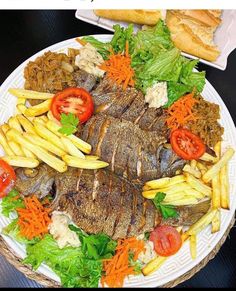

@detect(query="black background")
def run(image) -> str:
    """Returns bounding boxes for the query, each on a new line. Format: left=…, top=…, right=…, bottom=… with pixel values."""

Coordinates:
left=0, top=10, right=236, bottom=288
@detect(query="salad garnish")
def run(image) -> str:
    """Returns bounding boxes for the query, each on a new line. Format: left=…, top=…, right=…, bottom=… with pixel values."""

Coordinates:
left=152, top=192, right=178, bottom=219
left=58, top=112, right=79, bottom=136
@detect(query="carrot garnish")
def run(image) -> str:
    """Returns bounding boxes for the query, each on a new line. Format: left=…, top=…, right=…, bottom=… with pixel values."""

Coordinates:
left=17, top=195, right=51, bottom=240
left=99, top=41, right=135, bottom=90
left=101, top=237, right=145, bottom=288
left=166, top=93, right=199, bottom=130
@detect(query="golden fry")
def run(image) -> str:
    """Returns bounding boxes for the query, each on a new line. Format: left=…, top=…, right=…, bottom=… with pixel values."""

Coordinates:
left=142, top=256, right=167, bottom=276
left=0, top=128, right=14, bottom=155
left=144, top=175, right=185, bottom=190
left=212, top=174, right=221, bottom=208
left=34, top=121, right=66, bottom=151
left=7, top=129, right=67, bottom=173
left=190, top=235, right=197, bottom=259
left=211, top=209, right=221, bottom=233
left=62, top=155, right=109, bottom=170
left=24, top=99, right=52, bottom=117
left=61, top=137, right=85, bottom=159
left=24, top=132, right=66, bottom=157
left=46, top=120, right=91, bottom=154
left=8, top=116, right=23, bottom=133
left=1, top=123, right=10, bottom=135
left=199, top=152, right=217, bottom=163
left=185, top=173, right=212, bottom=196
left=16, top=98, right=26, bottom=105
left=202, top=148, right=235, bottom=183
left=183, top=164, right=201, bottom=179
left=186, top=208, right=217, bottom=236
left=85, top=155, right=100, bottom=160
left=1, top=156, right=39, bottom=168
left=8, top=141, right=24, bottom=156
left=9, top=88, right=54, bottom=100
left=21, top=147, right=37, bottom=159
left=220, top=165, right=230, bottom=209
left=162, top=197, right=198, bottom=206
left=214, top=141, right=221, bottom=162
left=17, top=114, right=36, bottom=134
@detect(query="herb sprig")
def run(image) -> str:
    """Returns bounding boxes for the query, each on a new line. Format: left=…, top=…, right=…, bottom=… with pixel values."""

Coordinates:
left=58, top=113, right=79, bottom=136
left=152, top=192, right=178, bottom=219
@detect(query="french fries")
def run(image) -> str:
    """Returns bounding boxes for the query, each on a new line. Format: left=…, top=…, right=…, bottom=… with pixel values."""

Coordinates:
left=24, top=99, right=52, bottom=117
left=190, top=235, right=197, bottom=259
left=8, top=141, right=24, bottom=156
left=144, top=175, right=185, bottom=190
left=212, top=209, right=221, bottom=233
left=46, top=120, right=91, bottom=154
left=7, top=129, right=67, bottom=172
left=24, top=132, right=66, bottom=157
left=16, top=98, right=26, bottom=105
left=162, top=197, right=198, bottom=206
left=183, top=164, right=201, bottom=179
left=196, top=162, right=208, bottom=175
left=220, top=164, right=230, bottom=209
left=1, top=123, right=10, bottom=134
left=0, top=128, right=14, bottom=156
left=212, top=174, right=221, bottom=208
left=17, top=114, right=36, bottom=134
left=85, top=155, right=100, bottom=160
left=34, top=121, right=66, bottom=151
left=142, top=256, right=167, bottom=276
left=199, top=152, right=217, bottom=163
left=1, top=156, right=39, bottom=168
left=21, top=147, right=37, bottom=159
left=8, top=116, right=23, bottom=133
left=186, top=208, right=217, bottom=236
left=185, top=173, right=212, bottom=197
left=202, top=148, right=235, bottom=183
left=62, top=155, right=109, bottom=170
left=9, top=88, right=54, bottom=100
left=61, top=137, right=85, bottom=159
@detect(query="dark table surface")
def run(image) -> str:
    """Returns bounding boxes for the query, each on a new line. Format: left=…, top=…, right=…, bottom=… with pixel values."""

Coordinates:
left=0, top=10, right=236, bottom=288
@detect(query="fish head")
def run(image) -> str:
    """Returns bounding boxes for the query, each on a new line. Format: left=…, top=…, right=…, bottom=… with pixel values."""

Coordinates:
left=15, top=164, right=56, bottom=199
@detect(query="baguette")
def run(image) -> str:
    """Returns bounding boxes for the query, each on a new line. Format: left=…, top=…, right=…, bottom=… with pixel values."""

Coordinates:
left=177, top=10, right=221, bottom=28
left=94, top=10, right=163, bottom=26
left=166, top=11, right=220, bottom=62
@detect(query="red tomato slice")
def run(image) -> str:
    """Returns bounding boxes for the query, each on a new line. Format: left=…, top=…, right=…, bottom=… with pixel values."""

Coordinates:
left=150, top=225, right=182, bottom=257
left=170, top=128, right=206, bottom=160
left=0, top=160, right=16, bottom=198
left=51, top=87, right=94, bottom=124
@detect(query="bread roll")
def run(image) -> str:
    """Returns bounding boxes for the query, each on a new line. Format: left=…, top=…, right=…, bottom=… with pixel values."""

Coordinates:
left=177, top=10, right=221, bottom=28
left=94, top=10, right=162, bottom=26
left=166, top=11, right=220, bottom=62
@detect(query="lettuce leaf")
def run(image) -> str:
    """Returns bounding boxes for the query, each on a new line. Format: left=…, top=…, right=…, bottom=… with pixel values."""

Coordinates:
left=23, top=234, right=102, bottom=288
left=2, top=219, right=39, bottom=245
left=81, top=36, right=111, bottom=59
left=1, top=189, right=24, bottom=217
left=69, top=224, right=117, bottom=260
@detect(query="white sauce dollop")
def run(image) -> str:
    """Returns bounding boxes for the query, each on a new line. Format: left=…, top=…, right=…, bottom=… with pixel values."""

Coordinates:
left=145, top=81, right=168, bottom=108
left=75, top=43, right=105, bottom=77
left=49, top=211, right=81, bottom=249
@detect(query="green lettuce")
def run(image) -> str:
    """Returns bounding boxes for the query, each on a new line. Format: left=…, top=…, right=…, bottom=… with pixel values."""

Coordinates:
left=2, top=219, right=39, bottom=245
left=81, top=35, right=111, bottom=59
left=69, top=224, right=117, bottom=260
left=1, top=189, right=24, bottom=217
left=23, top=234, right=102, bottom=288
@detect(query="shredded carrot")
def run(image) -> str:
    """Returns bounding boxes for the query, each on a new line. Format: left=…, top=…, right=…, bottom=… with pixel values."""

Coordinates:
left=166, top=93, right=199, bottom=130
left=99, top=41, right=135, bottom=90
left=16, top=195, right=51, bottom=240
left=101, top=237, right=145, bottom=288
left=75, top=37, right=87, bottom=46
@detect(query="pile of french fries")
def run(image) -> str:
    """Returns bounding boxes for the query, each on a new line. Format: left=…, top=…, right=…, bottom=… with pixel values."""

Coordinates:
left=142, top=141, right=235, bottom=275
left=0, top=88, right=109, bottom=172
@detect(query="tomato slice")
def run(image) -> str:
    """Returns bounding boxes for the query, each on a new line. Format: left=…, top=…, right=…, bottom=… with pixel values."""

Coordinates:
left=170, top=128, right=206, bottom=160
left=51, top=87, right=94, bottom=124
left=0, top=160, right=16, bottom=198
left=150, top=225, right=182, bottom=257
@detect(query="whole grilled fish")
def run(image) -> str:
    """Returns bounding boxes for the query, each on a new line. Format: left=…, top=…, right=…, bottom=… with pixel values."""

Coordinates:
left=80, top=114, right=185, bottom=184
left=15, top=165, right=210, bottom=240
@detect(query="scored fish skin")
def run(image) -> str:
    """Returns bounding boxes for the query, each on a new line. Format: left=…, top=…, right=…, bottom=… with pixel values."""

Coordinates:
left=80, top=114, right=185, bottom=184
left=15, top=164, right=211, bottom=239
left=91, top=78, right=169, bottom=137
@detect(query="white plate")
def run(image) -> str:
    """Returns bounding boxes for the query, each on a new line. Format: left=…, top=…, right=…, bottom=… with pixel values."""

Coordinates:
left=75, top=10, right=236, bottom=71
left=0, top=35, right=236, bottom=287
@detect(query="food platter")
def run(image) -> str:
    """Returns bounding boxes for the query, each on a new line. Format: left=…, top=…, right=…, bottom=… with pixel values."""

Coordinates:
left=0, top=35, right=236, bottom=288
